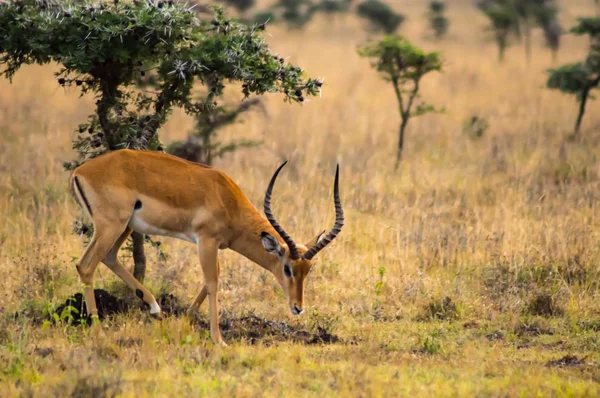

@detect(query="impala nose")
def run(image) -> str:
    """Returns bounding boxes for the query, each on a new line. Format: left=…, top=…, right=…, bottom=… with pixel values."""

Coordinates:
left=292, top=304, right=304, bottom=315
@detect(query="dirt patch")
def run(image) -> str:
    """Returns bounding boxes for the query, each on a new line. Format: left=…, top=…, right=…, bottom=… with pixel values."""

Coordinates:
left=53, top=289, right=128, bottom=324
left=52, top=290, right=342, bottom=345
left=215, top=313, right=341, bottom=345
left=546, top=355, right=585, bottom=368
left=527, top=294, right=563, bottom=317
left=33, top=347, right=54, bottom=358
left=514, top=320, right=554, bottom=337
left=158, top=293, right=188, bottom=316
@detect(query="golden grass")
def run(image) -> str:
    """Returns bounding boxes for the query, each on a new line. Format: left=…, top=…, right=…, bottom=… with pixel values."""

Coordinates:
left=2, top=0, right=600, bottom=396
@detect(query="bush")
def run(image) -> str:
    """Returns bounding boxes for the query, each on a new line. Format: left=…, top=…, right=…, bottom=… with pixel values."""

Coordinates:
left=547, top=17, right=600, bottom=136
left=357, top=0, right=404, bottom=34
left=428, top=1, right=449, bottom=39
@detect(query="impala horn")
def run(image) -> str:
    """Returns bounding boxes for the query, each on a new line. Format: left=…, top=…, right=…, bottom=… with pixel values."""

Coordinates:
left=264, top=162, right=300, bottom=260
left=303, top=165, right=344, bottom=260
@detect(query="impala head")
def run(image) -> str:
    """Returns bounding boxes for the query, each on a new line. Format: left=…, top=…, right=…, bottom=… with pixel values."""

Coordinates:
left=261, top=162, right=344, bottom=316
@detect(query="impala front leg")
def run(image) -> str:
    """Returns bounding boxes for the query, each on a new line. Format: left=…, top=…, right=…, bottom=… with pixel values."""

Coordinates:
left=197, top=238, right=225, bottom=346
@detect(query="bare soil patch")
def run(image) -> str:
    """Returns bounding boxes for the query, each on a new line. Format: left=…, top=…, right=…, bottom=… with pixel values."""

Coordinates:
left=51, top=289, right=342, bottom=345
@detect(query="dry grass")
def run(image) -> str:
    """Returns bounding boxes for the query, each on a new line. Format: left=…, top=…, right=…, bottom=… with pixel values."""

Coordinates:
left=2, top=0, right=600, bottom=396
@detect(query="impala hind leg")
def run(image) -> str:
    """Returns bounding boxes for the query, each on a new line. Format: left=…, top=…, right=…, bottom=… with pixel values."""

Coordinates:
left=197, top=239, right=225, bottom=346
left=102, top=227, right=161, bottom=317
left=187, top=260, right=219, bottom=315
left=76, top=220, right=128, bottom=319
left=187, top=286, right=207, bottom=316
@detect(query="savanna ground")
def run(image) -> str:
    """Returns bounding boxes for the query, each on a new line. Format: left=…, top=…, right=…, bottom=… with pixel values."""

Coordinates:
left=2, top=0, right=600, bottom=396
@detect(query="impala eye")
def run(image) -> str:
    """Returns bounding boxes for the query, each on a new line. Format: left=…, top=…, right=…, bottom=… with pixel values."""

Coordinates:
left=284, top=264, right=293, bottom=278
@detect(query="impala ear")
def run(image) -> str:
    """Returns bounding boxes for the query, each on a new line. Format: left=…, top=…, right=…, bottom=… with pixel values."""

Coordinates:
left=305, top=230, right=326, bottom=250
left=261, top=232, right=284, bottom=259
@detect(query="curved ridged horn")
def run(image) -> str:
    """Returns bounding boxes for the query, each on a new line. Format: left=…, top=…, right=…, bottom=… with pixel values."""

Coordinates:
left=264, top=162, right=300, bottom=260
left=303, top=165, right=344, bottom=260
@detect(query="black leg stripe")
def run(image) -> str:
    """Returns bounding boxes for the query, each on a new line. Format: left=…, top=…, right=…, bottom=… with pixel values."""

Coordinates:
left=73, top=176, right=93, bottom=217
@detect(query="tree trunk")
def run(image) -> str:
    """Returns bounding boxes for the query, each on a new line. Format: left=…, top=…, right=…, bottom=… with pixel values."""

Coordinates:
left=131, top=232, right=147, bottom=282
left=574, top=87, right=590, bottom=137
left=524, top=25, right=532, bottom=65
left=498, top=44, right=506, bottom=63
left=395, top=117, right=408, bottom=170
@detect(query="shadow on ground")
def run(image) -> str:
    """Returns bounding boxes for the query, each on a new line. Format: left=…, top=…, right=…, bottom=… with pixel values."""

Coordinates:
left=51, top=289, right=341, bottom=345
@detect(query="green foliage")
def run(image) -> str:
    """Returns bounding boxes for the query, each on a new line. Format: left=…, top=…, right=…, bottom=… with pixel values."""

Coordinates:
left=358, top=36, right=442, bottom=167
left=417, top=330, right=443, bottom=355
left=357, top=0, right=404, bottom=34
left=571, top=16, right=600, bottom=37
left=0, top=0, right=320, bottom=169
left=167, top=98, right=263, bottom=165
left=547, top=17, right=600, bottom=135
left=428, top=1, right=449, bottom=40
left=547, top=63, right=593, bottom=95
left=375, top=265, right=386, bottom=296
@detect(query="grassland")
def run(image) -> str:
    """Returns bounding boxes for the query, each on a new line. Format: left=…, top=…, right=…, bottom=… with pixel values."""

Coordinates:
left=2, top=0, right=600, bottom=396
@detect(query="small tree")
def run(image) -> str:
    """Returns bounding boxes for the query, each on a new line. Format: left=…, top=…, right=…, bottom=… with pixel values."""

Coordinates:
left=479, top=0, right=560, bottom=63
left=539, top=15, right=561, bottom=63
left=428, top=1, right=449, bottom=40
left=0, top=0, right=321, bottom=282
left=168, top=98, right=263, bottom=165
left=515, top=0, right=558, bottom=64
left=547, top=18, right=600, bottom=136
left=479, top=1, right=520, bottom=62
left=357, top=0, right=404, bottom=34
left=358, top=36, right=442, bottom=168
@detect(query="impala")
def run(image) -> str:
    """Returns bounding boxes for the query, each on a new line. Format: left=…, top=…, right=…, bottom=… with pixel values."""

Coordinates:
left=69, top=149, right=344, bottom=346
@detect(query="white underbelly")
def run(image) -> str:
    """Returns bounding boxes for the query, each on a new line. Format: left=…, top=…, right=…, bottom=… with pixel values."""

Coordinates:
left=128, top=213, right=196, bottom=244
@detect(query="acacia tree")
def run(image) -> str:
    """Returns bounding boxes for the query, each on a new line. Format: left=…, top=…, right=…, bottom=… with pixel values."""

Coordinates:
left=357, top=0, right=404, bottom=34
left=478, top=0, right=520, bottom=62
left=0, top=0, right=320, bottom=281
left=547, top=17, right=600, bottom=136
left=358, top=36, right=442, bottom=168
left=168, top=97, right=264, bottom=165
left=428, top=1, right=449, bottom=40
left=478, top=0, right=560, bottom=63
left=515, top=0, right=558, bottom=64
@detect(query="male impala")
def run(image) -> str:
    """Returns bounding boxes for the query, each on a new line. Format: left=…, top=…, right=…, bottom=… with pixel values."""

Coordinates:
left=69, top=149, right=343, bottom=346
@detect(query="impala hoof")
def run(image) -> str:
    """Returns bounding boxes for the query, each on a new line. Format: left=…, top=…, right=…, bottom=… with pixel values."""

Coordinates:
left=150, top=312, right=162, bottom=320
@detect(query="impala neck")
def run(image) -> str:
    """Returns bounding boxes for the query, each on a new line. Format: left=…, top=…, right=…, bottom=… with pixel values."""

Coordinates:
left=229, top=210, right=283, bottom=275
